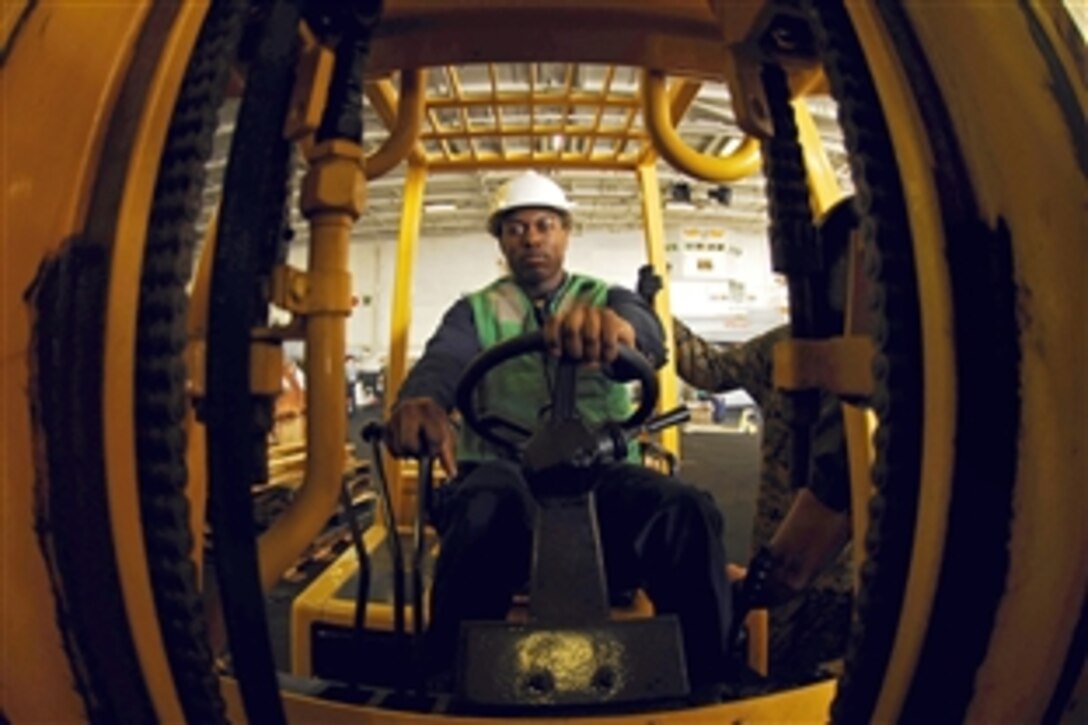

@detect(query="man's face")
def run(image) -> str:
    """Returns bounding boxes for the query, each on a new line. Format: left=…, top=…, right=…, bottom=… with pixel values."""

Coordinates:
left=497, top=207, right=569, bottom=290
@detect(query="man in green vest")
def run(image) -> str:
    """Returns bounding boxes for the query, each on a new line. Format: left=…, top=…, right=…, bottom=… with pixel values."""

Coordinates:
left=385, top=171, right=734, bottom=693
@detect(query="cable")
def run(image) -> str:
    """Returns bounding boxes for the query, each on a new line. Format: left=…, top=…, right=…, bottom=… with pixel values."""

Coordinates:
left=362, top=424, right=407, bottom=681
left=412, top=454, right=434, bottom=690
left=339, top=476, right=370, bottom=686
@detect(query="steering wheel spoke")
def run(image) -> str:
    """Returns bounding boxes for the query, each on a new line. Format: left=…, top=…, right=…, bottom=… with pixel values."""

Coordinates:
left=476, top=413, right=533, bottom=452
left=549, top=358, right=580, bottom=422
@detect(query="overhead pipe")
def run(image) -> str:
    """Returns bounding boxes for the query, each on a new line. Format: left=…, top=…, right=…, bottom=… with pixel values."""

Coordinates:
left=641, top=68, right=762, bottom=182
left=365, top=68, right=426, bottom=179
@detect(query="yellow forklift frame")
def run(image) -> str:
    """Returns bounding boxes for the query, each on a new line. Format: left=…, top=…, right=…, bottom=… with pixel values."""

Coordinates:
left=2, top=1, right=1084, bottom=723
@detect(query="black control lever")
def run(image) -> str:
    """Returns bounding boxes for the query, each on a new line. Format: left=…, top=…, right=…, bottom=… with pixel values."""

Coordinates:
left=361, top=421, right=384, bottom=443
left=592, top=405, right=693, bottom=463
left=358, top=422, right=407, bottom=664
left=361, top=421, right=437, bottom=687
left=640, top=405, right=692, bottom=434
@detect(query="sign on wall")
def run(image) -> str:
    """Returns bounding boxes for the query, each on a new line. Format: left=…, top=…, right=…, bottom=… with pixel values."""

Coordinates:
left=665, top=227, right=746, bottom=282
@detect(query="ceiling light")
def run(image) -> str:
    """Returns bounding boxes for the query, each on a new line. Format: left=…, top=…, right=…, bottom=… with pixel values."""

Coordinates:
left=719, top=137, right=743, bottom=155
left=423, top=202, right=457, bottom=213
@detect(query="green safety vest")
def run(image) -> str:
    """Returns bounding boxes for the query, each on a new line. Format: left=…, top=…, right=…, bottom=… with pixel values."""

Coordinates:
left=458, top=273, right=638, bottom=463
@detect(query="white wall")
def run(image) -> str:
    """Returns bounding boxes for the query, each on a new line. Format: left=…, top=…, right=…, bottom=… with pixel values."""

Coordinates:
left=284, top=223, right=785, bottom=370
left=666, top=224, right=788, bottom=342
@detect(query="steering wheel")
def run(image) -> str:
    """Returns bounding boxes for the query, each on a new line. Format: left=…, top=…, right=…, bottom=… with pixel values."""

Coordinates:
left=454, top=330, right=659, bottom=461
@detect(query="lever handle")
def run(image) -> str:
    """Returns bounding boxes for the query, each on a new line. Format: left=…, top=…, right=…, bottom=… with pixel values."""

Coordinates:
left=642, top=405, right=692, bottom=434
left=361, top=421, right=385, bottom=443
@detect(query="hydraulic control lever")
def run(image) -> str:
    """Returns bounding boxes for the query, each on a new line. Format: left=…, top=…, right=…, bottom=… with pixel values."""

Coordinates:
left=360, top=421, right=433, bottom=688
left=641, top=405, right=693, bottom=434
left=592, top=405, right=692, bottom=463
left=359, top=422, right=407, bottom=661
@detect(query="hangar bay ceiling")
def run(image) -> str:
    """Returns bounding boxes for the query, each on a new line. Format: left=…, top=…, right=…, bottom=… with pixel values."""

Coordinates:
left=200, top=62, right=851, bottom=245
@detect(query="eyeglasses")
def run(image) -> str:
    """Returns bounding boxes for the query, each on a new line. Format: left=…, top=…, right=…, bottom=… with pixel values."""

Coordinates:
left=500, top=215, right=563, bottom=239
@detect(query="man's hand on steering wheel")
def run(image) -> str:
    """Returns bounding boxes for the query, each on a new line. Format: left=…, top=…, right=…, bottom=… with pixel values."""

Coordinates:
left=543, top=304, right=636, bottom=365
left=384, top=397, right=459, bottom=478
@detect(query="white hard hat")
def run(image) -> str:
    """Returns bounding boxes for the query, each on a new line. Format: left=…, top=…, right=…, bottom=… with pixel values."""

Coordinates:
left=487, top=170, right=573, bottom=236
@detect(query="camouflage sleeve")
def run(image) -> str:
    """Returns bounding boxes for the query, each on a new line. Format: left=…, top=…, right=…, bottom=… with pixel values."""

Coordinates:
left=672, top=318, right=788, bottom=411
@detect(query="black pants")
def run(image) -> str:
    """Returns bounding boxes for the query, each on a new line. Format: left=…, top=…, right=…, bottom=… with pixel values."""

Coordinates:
left=426, top=460, right=733, bottom=687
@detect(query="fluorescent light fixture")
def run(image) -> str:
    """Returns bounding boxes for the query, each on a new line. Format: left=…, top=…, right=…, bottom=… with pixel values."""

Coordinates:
left=423, top=202, right=458, bottom=213
left=664, top=200, right=696, bottom=211
left=720, top=137, right=743, bottom=155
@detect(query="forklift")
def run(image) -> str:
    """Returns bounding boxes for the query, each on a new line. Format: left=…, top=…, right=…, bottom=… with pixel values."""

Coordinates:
left=2, top=1, right=1084, bottom=723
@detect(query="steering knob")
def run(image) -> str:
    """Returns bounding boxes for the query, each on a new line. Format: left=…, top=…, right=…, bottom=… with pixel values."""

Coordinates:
left=361, top=421, right=385, bottom=443
left=591, top=422, right=630, bottom=464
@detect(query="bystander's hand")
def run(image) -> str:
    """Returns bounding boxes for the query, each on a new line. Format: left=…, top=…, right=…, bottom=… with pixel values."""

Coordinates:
left=384, top=397, right=458, bottom=478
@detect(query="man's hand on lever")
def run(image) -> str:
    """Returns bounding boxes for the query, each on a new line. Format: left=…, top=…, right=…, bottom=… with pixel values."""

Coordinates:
left=543, top=304, right=636, bottom=365
left=384, top=397, right=459, bottom=478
